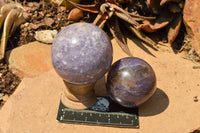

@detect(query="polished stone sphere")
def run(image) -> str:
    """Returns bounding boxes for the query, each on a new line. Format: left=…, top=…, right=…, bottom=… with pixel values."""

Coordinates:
left=106, top=57, right=156, bottom=108
left=51, top=22, right=113, bottom=84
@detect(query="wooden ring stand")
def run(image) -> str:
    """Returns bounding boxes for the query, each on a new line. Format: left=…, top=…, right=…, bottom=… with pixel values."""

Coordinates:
left=61, top=81, right=97, bottom=110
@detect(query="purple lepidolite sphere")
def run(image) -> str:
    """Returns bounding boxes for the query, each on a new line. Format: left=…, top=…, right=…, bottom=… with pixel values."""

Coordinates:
left=106, top=57, right=156, bottom=108
left=51, top=22, right=113, bottom=84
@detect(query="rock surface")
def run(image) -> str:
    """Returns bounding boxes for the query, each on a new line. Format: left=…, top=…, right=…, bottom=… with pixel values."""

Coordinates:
left=0, top=38, right=200, bottom=133
left=5, top=41, right=53, bottom=78
left=183, top=0, right=200, bottom=56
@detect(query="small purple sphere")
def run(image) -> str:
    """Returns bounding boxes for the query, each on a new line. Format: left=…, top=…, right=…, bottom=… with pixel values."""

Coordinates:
left=51, top=23, right=113, bottom=84
left=106, top=57, right=156, bottom=108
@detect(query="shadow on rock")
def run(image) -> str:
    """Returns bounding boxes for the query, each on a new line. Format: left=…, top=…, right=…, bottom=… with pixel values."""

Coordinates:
left=139, top=88, right=169, bottom=116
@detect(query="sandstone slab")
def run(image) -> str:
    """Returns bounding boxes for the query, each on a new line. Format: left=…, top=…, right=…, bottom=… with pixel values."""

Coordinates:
left=0, top=39, right=200, bottom=133
left=5, top=41, right=53, bottom=78
left=183, top=0, right=200, bottom=56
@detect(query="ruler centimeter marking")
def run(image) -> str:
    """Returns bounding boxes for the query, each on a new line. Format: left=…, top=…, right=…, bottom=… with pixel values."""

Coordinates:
left=57, top=97, right=139, bottom=128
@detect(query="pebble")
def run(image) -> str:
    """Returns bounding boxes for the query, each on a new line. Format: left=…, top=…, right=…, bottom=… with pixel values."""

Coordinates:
left=2, top=94, right=9, bottom=102
left=0, top=93, right=8, bottom=102
left=24, top=22, right=29, bottom=27
left=44, top=17, right=54, bottom=27
left=0, top=93, right=4, bottom=101
left=34, top=30, right=58, bottom=44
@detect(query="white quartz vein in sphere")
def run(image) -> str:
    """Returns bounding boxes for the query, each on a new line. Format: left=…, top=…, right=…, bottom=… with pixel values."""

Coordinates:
left=51, top=23, right=113, bottom=84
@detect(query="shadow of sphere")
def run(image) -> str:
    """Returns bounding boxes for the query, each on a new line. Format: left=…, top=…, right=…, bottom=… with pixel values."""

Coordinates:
left=139, top=88, right=169, bottom=116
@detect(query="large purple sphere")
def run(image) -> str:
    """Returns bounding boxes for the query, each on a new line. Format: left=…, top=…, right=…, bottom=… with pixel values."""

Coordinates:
left=51, top=23, right=113, bottom=84
left=106, top=57, right=156, bottom=108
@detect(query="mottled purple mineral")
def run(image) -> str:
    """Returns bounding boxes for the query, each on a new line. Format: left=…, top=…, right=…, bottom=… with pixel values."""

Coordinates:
left=106, top=57, right=156, bottom=108
left=51, top=23, right=113, bottom=84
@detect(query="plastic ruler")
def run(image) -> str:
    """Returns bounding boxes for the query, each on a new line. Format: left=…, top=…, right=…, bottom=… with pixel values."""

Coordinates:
left=57, top=97, right=139, bottom=128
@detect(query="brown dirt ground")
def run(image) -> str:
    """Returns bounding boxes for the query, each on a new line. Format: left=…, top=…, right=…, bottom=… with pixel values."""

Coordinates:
left=0, top=62, right=21, bottom=107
